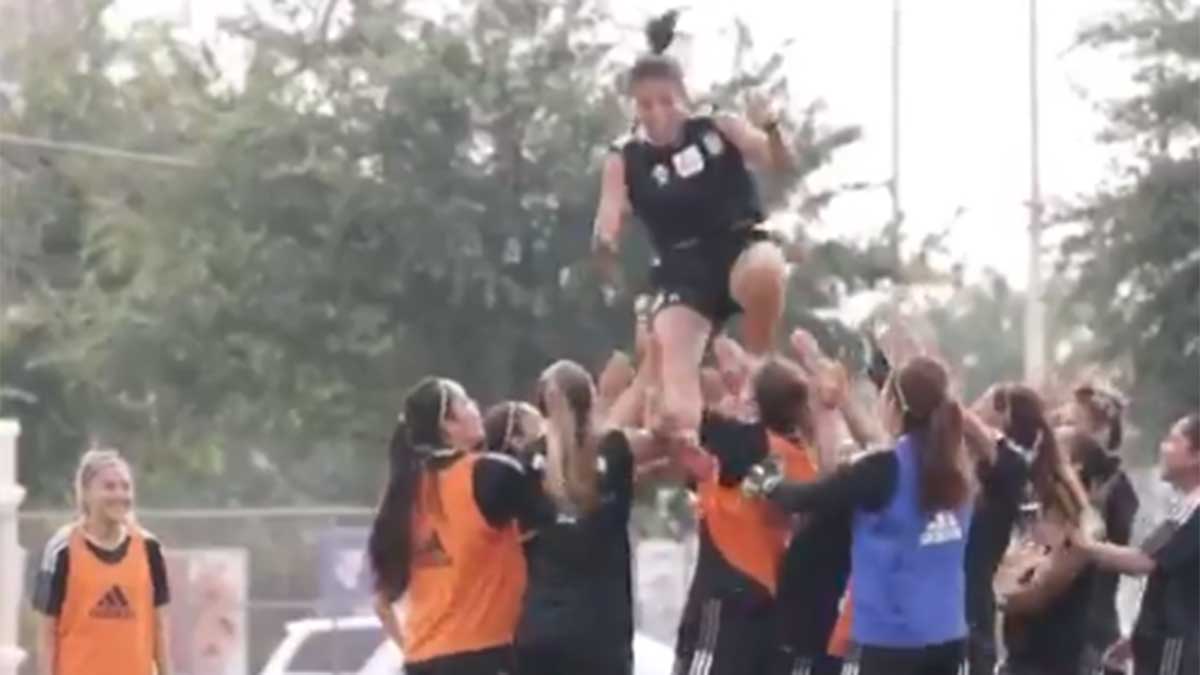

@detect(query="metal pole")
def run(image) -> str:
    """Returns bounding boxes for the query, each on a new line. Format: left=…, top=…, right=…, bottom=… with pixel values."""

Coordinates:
left=1024, top=0, right=1046, bottom=384
left=887, top=0, right=902, bottom=262
left=0, top=419, right=27, bottom=675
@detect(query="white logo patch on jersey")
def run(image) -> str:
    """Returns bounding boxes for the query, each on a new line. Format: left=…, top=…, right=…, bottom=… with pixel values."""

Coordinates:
left=671, top=145, right=705, bottom=178
left=651, top=164, right=670, bottom=186
left=919, top=511, right=964, bottom=546
left=702, top=131, right=724, bottom=156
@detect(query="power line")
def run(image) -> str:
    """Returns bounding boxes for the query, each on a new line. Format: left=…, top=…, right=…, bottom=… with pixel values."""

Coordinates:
left=0, top=132, right=199, bottom=169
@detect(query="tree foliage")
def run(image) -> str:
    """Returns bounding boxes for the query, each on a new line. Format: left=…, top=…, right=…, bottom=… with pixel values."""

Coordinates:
left=2, top=0, right=869, bottom=505
left=1056, top=0, right=1199, bottom=443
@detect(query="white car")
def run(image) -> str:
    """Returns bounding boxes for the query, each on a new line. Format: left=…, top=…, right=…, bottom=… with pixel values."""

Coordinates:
left=259, top=615, right=676, bottom=675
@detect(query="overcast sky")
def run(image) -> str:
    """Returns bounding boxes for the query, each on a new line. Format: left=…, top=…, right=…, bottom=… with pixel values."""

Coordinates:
left=113, top=0, right=1140, bottom=288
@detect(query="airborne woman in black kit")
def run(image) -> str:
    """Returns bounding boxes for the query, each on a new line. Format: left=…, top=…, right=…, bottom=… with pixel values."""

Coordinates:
left=591, top=10, right=794, bottom=439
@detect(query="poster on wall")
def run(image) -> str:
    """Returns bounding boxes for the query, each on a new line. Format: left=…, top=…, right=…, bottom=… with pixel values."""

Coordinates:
left=164, top=548, right=248, bottom=675
left=317, top=526, right=373, bottom=617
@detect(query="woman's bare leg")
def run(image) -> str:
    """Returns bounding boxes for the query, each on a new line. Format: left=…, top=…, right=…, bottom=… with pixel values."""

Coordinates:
left=652, top=304, right=712, bottom=435
left=729, top=241, right=787, bottom=355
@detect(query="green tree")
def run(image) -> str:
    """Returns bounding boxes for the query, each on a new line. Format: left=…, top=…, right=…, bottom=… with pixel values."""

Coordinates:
left=2, top=0, right=872, bottom=506
left=1056, top=0, right=1200, bottom=444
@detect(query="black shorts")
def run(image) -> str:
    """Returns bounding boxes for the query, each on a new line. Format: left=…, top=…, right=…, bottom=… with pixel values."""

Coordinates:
left=845, top=640, right=966, bottom=675
left=517, top=641, right=631, bottom=675
left=406, top=646, right=518, bottom=675
left=674, top=594, right=775, bottom=675
left=650, top=228, right=773, bottom=326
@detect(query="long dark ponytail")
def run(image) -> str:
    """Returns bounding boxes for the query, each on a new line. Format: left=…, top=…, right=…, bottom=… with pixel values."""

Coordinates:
left=892, top=356, right=971, bottom=512
left=1002, top=384, right=1088, bottom=525
left=368, top=377, right=453, bottom=601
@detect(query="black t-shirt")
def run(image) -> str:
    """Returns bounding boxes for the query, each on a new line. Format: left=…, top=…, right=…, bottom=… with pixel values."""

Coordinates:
left=1087, top=470, right=1139, bottom=643
left=775, top=505, right=853, bottom=656
left=699, top=412, right=772, bottom=486
left=767, top=450, right=896, bottom=655
left=1004, top=545, right=1097, bottom=670
left=32, top=526, right=170, bottom=616
left=459, top=452, right=548, bottom=530
left=965, top=440, right=1030, bottom=628
left=516, top=431, right=635, bottom=652
left=616, top=116, right=763, bottom=253
left=1134, top=496, right=1200, bottom=643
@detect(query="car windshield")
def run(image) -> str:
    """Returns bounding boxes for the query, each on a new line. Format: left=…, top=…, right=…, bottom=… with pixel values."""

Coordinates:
left=286, top=624, right=383, bottom=673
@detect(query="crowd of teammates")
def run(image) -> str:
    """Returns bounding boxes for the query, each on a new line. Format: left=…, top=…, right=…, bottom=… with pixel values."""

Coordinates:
left=350, top=325, right=1199, bottom=675
left=25, top=10, right=1199, bottom=675
left=359, top=9, right=1199, bottom=675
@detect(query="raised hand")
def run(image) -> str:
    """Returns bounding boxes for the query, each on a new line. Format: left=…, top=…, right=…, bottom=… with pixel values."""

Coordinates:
left=788, top=327, right=822, bottom=368
left=744, top=91, right=779, bottom=131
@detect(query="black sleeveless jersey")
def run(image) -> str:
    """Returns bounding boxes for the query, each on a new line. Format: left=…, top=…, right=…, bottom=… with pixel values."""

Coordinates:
left=516, top=431, right=634, bottom=653
left=615, top=116, right=764, bottom=253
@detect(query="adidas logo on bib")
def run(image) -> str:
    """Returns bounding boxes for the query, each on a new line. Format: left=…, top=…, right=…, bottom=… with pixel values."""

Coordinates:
left=919, top=511, right=963, bottom=546
left=89, top=584, right=135, bottom=620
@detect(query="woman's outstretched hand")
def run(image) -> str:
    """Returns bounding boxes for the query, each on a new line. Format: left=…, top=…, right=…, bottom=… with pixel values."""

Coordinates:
left=745, top=91, right=779, bottom=131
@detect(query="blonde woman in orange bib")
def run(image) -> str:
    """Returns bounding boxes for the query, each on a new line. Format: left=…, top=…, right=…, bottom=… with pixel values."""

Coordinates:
left=32, top=449, right=171, bottom=675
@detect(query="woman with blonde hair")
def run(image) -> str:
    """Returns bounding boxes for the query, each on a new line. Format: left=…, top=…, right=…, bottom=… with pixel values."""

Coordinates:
left=32, top=448, right=172, bottom=675
left=515, top=359, right=641, bottom=675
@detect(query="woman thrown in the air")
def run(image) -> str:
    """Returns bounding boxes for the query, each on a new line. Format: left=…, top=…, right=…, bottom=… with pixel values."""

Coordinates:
left=591, top=9, right=794, bottom=438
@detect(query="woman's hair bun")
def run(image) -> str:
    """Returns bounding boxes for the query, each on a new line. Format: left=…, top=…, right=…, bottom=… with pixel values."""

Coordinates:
left=645, top=9, right=681, bottom=55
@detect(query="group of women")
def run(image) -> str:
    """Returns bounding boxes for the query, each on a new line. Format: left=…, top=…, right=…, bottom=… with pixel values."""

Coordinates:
left=357, top=11, right=1198, bottom=675
left=28, top=11, right=1198, bottom=675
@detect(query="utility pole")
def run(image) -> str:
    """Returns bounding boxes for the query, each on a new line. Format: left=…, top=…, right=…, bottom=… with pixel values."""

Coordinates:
left=1024, top=0, right=1046, bottom=384
left=888, top=0, right=903, bottom=260
left=0, top=420, right=25, bottom=675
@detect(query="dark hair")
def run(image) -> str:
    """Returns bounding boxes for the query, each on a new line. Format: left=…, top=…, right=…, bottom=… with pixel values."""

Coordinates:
left=1074, top=383, right=1125, bottom=450
left=1000, top=384, right=1088, bottom=524
left=484, top=402, right=521, bottom=456
left=629, top=10, right=684, bottom=88
left=1180, top=413, right=1200, bottom=452
left=891, top=356, right=971, bottom=512
left=367, top=377, right=455, bottom=601
left=753, top=358, right=814, bottom=442
left=1060, top=426, right=1119, bottom=491
left=537, top=360, right=600, bottom=514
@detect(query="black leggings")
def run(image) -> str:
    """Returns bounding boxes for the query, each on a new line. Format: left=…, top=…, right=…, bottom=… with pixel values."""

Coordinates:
left=674, top=595, right=775, bottom=675
left=406, top=646, right=518, bottom=675
left=850, top=640, right=966, bottom=675
left=517, top=642, right=631, bottom=675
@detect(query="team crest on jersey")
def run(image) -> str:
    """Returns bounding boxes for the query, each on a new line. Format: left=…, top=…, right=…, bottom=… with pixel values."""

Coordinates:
left=919, top=511, right=964, bottom=546
left=651, top=164, right=670, bottom=186
left=90, top=584, right=135, bottom=620
left=702, top=131, right=724, bottom=156
left=672, top=145, right=705, bottom=178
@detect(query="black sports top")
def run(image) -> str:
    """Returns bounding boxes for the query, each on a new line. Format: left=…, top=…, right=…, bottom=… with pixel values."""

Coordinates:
left=614, top=116, right=764, bottom=254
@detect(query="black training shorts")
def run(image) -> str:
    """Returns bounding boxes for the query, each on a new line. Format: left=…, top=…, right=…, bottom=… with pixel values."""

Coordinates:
left=649, top=228, right=773, bottom=326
